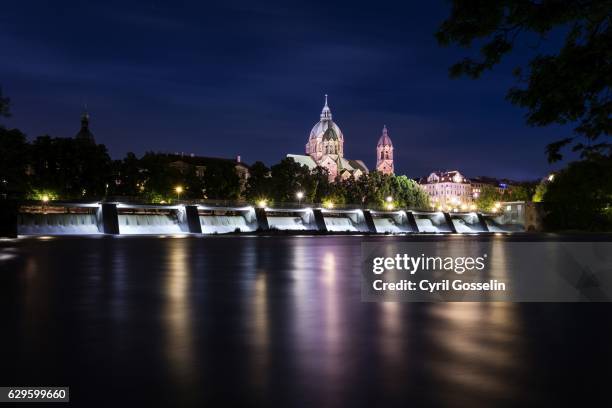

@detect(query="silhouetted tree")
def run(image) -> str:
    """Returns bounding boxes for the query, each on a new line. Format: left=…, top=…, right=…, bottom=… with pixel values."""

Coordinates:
left=244, top=161, right=272, bottom=201
left=29, top=136, right=112, bottom=199
left=542, top=155, right=612, bottom=230
left=201, top=160, right=240, bottom=200
left=0, top=127, right=28, bottom=197
left=437, top=0, right=611, bottom=162
left=0, top=86, right=10, bottom=122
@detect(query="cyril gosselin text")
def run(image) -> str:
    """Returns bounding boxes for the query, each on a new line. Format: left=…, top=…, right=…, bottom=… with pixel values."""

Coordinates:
left=369, top=253, right=506, bottom=297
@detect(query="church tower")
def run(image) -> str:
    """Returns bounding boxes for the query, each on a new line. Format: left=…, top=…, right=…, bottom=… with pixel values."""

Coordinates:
left=75, top=110, right=96, bottom=143
left=376, top=125, right=394, bottom=175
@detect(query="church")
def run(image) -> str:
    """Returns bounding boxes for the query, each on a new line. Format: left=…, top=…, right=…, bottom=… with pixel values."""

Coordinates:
left=287, top=95, right=394, bottom=181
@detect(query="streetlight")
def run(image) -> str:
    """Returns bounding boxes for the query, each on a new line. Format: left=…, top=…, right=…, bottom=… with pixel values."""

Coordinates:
left=385, top=196, right=393, bottom=203
left=175, top=185, right=183, bottom=201
left=296, top=191, right=304, bottom=205
left=257, top=199, right=268, bottom=208
left=41, top=194, right=50, bottom=203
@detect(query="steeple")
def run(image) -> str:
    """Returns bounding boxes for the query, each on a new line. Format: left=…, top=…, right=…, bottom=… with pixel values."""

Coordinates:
left=320, top=94, right=332, bottom=121
left=376, top=125, right=394, bottom=175
left=75, top=109, right=96, bottom=143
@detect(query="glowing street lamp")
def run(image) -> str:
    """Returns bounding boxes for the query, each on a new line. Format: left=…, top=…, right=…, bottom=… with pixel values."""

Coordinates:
left=296, top=191, right=304, bottom=205
left=41, top=194, right=50, bottom=203
left=324, top=200, right=334, bottom=209
left=385, top=196, right=393, bottom=203
left=257, top=199, right=268, bottom=208
left=175, top=185, right=183, bottom=201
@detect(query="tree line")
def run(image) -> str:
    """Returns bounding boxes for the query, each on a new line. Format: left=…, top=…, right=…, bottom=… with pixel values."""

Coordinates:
left=0, top=123, right=430, bottom=209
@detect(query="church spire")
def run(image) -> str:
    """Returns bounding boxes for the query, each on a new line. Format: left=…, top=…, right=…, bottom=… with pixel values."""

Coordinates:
left=75, top=108, right=95, bottom=143
left=320, top=94, right=332, bottom=121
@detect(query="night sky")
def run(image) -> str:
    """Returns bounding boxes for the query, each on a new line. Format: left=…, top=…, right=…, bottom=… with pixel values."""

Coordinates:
left=1, top=0, right=572, bottom=180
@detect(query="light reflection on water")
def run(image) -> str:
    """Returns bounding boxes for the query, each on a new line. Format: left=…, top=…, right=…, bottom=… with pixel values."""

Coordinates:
left=1, top=235, right=611, bottom=406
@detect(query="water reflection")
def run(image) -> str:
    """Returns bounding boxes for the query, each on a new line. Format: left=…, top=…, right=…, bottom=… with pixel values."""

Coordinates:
left=163, top=239, right=195, bottom=386
left=1, top=235, right=611, bottom=406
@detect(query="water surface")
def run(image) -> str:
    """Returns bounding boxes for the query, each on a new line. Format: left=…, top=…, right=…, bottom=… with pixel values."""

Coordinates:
left=1, top=235, right=611, bottom=406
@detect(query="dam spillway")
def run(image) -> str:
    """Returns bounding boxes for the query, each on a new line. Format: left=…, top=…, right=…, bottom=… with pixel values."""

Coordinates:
left=10, top=200, right=528, bottom=237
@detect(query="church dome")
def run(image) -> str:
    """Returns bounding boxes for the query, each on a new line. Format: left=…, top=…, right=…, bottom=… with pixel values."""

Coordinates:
left=75, top=112, right=96, bottom=143
left=377, top=125, right=392, bottom=147
left=308, top=95, right=344, bottom=142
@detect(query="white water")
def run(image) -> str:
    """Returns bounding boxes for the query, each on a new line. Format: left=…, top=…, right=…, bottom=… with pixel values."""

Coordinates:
left=373, top=217, right=410, bottom=233
left=324, top=217, right=358, bottom=232
left=118, top=214, right=182, bottom=235
left=415, top=218, right=442, bottom=233
left=267, top=216, right=309, bottom=231
left=451, top=214, right=485, bottom=233
left=18, top=213, right=100, bottom=235
left=483, top=215, right=524, bottom=232
left=200, top=215, right=254, bottom=234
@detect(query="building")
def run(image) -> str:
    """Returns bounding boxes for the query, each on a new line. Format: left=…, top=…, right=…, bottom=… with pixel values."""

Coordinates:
left=167, top=153, right=250, bottom=192
left=287, top=95, right=369, bottom=181
left=419, top=170, right=473, bottom=210
left=376, top=125, right=394, bottom=175
left=75, top=111, right=95, bottom=143
left=470, top=176, right=518, bottom=200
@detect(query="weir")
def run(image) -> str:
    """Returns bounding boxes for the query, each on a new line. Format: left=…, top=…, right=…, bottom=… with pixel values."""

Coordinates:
left=265, top=208, right=317, bottom=231
left=6, top=200, right=528, bottom=237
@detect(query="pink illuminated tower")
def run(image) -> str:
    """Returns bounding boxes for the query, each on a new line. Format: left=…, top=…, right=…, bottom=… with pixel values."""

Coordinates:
left=376, top=125, right=394, bottom=175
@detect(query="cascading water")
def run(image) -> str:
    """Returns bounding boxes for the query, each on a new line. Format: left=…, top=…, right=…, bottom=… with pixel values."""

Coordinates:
left=18, top=213, right=100, bottom=235
left=451, top=213, right=487, bottom=233
left=267, top=216, right=309, bottom=230
left=414, top=212, right=452, bottom=233
left=118, top=214, right=182, bottom=234
left=374, top=218, right=412, bottom=233
left=483, top=215, right=524, bottom=232
left=200, top=215, right=254, bottom=234
left=324, top=217, right=358, bottom=232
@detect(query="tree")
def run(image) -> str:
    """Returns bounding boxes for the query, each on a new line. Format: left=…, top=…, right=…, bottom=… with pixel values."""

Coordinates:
left=542, top=155, right=612, bottom=230
left=475, top=185, right=503, bottom=212
left=437, top=1, right=612, bottom=162
left=532, top=179, right=549, bottom=202
left=0, top=127, right=28, bottom=197
left=29, top=136, right=112, bottom=199
left=201, top=160, right=240, bottom=200
left=0, top=86, right=10, bottom=122
left=269, top=158, right=314, bottom=203
left=506, top=184, right=532, bottom=201
left=245, top=161, right=272, bottom=201
left=393, top=175, right=430, bottom=209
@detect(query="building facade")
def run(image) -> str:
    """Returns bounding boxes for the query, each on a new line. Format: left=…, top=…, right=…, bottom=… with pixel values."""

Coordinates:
left=420, top=170, right=473, bottom=210
left=287, top=95, right=369, bottom=181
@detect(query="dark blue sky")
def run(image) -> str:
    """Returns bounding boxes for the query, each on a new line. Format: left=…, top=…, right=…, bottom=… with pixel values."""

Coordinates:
left=0, top=0, right=571, bottom=180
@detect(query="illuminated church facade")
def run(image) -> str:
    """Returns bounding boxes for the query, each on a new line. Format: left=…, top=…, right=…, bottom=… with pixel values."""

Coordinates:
left=287, top=95, right=394, bottom=181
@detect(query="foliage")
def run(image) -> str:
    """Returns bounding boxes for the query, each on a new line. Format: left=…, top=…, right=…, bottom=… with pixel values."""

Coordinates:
left=505, top=184, right=532, bottom=201
left=0, top=86, right=10, bottom=121
left=532, top=180, right=549, bottom=202
left=201, top=160, right=240, bottom=200
left=475, top=185, right=502, bottom=212
left=437, top=0, right=612, bottom=162
left=542, top=156, right=612, bottom=230
left=244, top=161, right=272, bottom=201
left=244, top=159, right=430, bottom=209
left=28, top=136, right=112, bottom=199
left=0, top=127, right=29, bottom=197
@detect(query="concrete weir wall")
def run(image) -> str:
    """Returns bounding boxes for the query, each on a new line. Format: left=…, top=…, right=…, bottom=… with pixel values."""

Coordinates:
left=6, top=201, right=530, bottom=237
